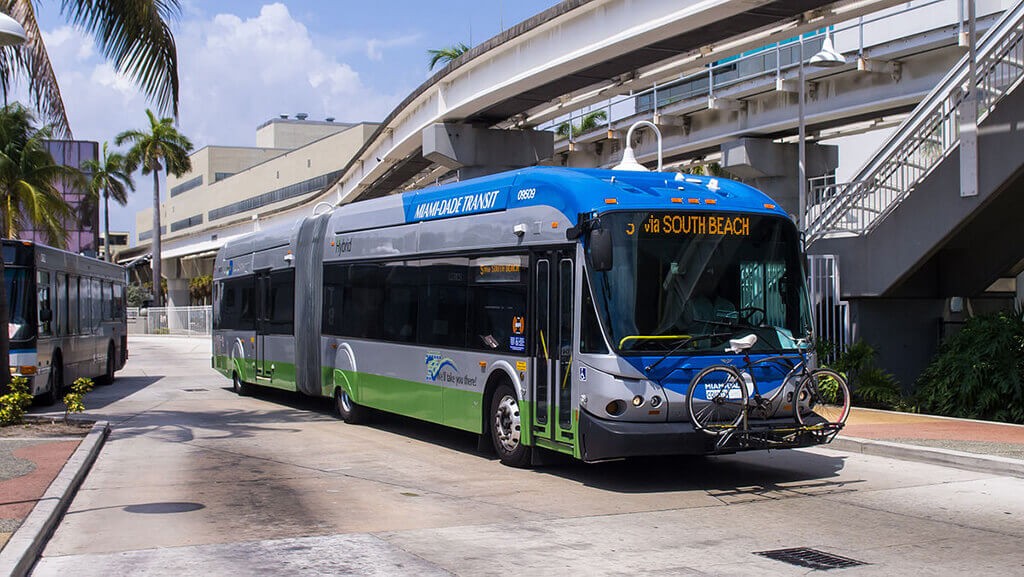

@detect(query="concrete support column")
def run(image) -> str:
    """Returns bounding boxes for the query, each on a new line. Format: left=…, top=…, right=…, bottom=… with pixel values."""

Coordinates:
left=720, top=138, right=838, bottom=222
left=166, top=278, right=189, bottom=309
left=847, top=298, right=945, bottom=393
left=423, top=123, right=554, bottom=180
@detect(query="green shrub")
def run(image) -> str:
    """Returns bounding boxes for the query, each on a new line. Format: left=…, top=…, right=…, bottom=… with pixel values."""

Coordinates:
left=63, top=377, right=94, bottom=423
left=826, top=341, right=903, bottom=409
left=916, top=311, right=1024, bottom=424
left=1, top=376, right=34, bottom=426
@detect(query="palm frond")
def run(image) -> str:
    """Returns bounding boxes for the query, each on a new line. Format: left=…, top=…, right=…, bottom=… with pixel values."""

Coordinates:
left=2, top=1, right=72, bottom=138
left=60, top=0, right=182, bottom=117
left=428, top=42, right=470, bottom=70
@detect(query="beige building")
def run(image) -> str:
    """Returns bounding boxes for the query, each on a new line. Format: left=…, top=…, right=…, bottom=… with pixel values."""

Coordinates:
left=122, top=117, right=378, bottom=307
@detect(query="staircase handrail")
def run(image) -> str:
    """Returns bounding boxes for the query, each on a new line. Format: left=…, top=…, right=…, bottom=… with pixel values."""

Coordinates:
left=806, top=0, right=1024, bottom=242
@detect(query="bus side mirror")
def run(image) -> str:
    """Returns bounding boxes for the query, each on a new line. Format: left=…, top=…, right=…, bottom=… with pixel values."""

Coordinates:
left=589, top=228, right=613, bottom=271
left=39, top=308, right=52, bottom=322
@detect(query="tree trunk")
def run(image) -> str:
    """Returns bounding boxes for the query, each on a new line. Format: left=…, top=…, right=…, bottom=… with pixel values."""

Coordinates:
left=0, top=256, right=9, bottom=391
left=151, top=171, right=162, bottom=307
left=103, top=189, right=110, bottom=262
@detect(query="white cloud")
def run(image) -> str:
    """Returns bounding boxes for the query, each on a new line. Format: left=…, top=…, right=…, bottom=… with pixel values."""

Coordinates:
left=29, top=2, right=407, bottom=236
left=366, top=34, right=421, bottom=61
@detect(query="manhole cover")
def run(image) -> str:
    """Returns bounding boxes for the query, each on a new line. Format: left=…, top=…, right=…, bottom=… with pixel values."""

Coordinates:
left=755, top=548, right=867, bottom=571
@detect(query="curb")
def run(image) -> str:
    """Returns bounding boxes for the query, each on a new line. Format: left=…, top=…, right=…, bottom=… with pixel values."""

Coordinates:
left=0, top=420, right=109, bottom=577
left=828, top=435, right=1024, bottom=478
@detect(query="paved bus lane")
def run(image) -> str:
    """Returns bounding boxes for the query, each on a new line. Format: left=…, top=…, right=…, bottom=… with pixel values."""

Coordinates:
left=28, top=336, right=1024, bottom=576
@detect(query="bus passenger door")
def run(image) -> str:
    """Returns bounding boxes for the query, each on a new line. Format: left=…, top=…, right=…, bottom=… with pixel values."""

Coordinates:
left=255, top=270, right=272, bottom=383
left=531, top=249, right=575, bottom=446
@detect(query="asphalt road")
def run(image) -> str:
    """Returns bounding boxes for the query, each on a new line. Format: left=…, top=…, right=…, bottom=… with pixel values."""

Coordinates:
left=27, top=335, right=1024, bottom=576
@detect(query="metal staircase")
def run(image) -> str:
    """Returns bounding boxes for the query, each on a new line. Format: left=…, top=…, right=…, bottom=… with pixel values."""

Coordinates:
left=806, top=0, right=1024, bottom=243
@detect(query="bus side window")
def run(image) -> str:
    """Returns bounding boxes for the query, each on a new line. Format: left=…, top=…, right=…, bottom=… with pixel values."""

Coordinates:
left=56, top=273, right=67, bottom=335
left=68, top=276, right=79, bottom=334
left=37, top=270, right=52, bottom=336
left=91, top=278, right=102, bottom=331
left=112, top=283, right=124, bottom=319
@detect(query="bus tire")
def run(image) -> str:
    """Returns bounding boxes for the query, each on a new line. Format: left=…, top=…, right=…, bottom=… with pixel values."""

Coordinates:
left=335, top=387, right=369, bottom=424
left=490, top=383, right=531, bottom=467
left=98, top=342, right=116, bottom=385
left=40, top=357, right=63, bottom=406
left=232, top=371, right=252, bottom=396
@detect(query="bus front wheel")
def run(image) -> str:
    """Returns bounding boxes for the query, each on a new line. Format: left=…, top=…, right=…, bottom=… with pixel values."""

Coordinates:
left=490, top=384, right=531, bottom=467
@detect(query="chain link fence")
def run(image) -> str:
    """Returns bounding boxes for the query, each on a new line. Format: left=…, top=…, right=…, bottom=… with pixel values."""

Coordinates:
left=128, top=306, right=213, bottom=336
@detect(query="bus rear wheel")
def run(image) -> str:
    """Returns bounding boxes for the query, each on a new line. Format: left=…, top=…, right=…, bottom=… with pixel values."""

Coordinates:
left=490, top=384, right=531, bottom=467
left=98, top=343, right=116, bottom=386
left=335, top=388, right=369, bottom=424
left=40, top=358, right=63, bottom=406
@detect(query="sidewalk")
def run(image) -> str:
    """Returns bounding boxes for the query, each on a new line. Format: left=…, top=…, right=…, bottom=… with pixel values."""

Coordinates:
left=833, top=407, right=1024, bottom=475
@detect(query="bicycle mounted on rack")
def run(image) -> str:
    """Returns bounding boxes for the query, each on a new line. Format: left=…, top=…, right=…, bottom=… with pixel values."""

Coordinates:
left=686, top=334, right=851, bottom=453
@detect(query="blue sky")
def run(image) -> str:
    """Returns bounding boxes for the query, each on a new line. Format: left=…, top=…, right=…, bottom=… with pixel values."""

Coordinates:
left=24, top=0, right=560, bottom=238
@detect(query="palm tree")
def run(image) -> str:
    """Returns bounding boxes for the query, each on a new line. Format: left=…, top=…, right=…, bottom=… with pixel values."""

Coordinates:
left=0, top=1, right=182, bottom=138
left=115, top=109, right=191, bottom=307
left=428, top=43, right=470, bottom=70
left=81, top=142, right=134, bottom=261
left=0, top=102, right=79, bottom=245
left=556, top=110, right=608, bottom=139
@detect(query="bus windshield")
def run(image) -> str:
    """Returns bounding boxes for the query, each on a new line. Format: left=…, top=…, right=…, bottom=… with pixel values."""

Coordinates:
left=4, top=267, right=34, bottom=342
left=587, top=211, right=811, bottom=355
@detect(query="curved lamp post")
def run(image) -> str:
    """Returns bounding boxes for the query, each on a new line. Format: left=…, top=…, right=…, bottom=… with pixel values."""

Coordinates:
left=613, top=120, right=664, bottom=172
left=798, top=30, right=845, bottom=230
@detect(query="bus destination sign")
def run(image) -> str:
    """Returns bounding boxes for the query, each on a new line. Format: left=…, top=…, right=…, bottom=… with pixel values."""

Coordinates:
left=631, top=212, right=751, bottom=237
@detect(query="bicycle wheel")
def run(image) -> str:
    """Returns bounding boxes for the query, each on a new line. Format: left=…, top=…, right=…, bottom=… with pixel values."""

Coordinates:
left=793, top=368, right=851, bottom=431
left=687, top=365, right=748, bottom=435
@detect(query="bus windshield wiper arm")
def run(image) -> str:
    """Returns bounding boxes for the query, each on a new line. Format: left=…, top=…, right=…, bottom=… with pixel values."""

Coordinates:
left=644, top=332, right=732, bottom=373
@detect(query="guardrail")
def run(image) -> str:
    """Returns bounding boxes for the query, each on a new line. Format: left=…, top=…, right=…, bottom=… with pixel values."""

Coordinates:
left=806, top=0, right=1024, bottom=242
left=128, top=306, right=212, bottom=336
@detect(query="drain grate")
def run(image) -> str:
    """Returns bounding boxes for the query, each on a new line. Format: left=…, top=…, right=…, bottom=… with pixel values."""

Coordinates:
left=181, top=388, right=206, bottom=392
left=755, top=548, right=867, bottom=571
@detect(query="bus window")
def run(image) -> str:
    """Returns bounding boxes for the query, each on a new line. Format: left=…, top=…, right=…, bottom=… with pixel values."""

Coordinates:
left=91, top=278, right=102, bottom=331
left=343, top=264, right=387, bottom=340
left=267, top=270, right=295, bottom=334
left=37, top=270, right=52, bottom=337
left=56, top=273, right=67, bottom=336
left=469, top=256, right=528, bottom=354
left=416, top=259, right=469, bottom=348
left=322, top=264, right=346, bottom=336
left=381, top=263, right=418, bottom=343
left=112, top=283, right=124, bottom=319
left=102, top=281, right=112, bottom=321
left=69, top=276, right=79, bottom=334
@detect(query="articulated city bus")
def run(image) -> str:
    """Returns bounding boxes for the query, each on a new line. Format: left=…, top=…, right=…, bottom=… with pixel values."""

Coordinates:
left=212, top=166, right=833, bottom=465
left=3, top=239, right=128, bottom=403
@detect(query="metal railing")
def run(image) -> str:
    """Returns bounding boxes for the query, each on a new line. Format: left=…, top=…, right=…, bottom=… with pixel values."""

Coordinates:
left=128, top=306, right=213, bottom=336
left=544, top=0, right=957, bottom=143
left=806, top=0, right=1024, bottom=242
left=807, top=254, right=851, bottom=362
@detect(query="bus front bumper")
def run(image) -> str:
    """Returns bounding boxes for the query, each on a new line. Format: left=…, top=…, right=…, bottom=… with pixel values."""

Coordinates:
left=577, top=410, right=829, bottom=461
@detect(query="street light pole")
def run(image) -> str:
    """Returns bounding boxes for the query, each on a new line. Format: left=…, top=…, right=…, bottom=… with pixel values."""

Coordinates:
left=0, top=10, right=27, bottom=392
left=797, top=30, right=845, bottom=230
left=798, top=37, right=807, bottom=230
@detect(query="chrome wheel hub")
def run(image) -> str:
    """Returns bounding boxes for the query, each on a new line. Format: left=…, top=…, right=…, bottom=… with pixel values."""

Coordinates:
left=494, top=395, right=521, bottom=452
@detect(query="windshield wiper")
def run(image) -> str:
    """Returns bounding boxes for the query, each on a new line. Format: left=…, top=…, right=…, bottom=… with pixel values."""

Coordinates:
left=643, top=332, right=732, bottom=373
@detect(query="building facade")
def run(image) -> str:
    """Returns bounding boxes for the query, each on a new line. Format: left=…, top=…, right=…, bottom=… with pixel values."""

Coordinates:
left=19, top=140, right=100, bottom=254
left=122, top=117, right=378, bottom=307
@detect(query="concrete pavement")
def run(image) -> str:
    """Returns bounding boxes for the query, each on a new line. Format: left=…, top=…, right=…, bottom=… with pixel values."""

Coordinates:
left=24, top=335, right=1024, bottom=575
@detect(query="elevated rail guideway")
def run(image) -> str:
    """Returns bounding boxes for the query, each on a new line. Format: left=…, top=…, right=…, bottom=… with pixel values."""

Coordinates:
left=320, top=0, right=907, bottom=205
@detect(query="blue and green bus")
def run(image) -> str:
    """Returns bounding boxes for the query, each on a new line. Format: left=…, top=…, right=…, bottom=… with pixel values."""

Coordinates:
left=212, top=166, right=828, bottom=466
